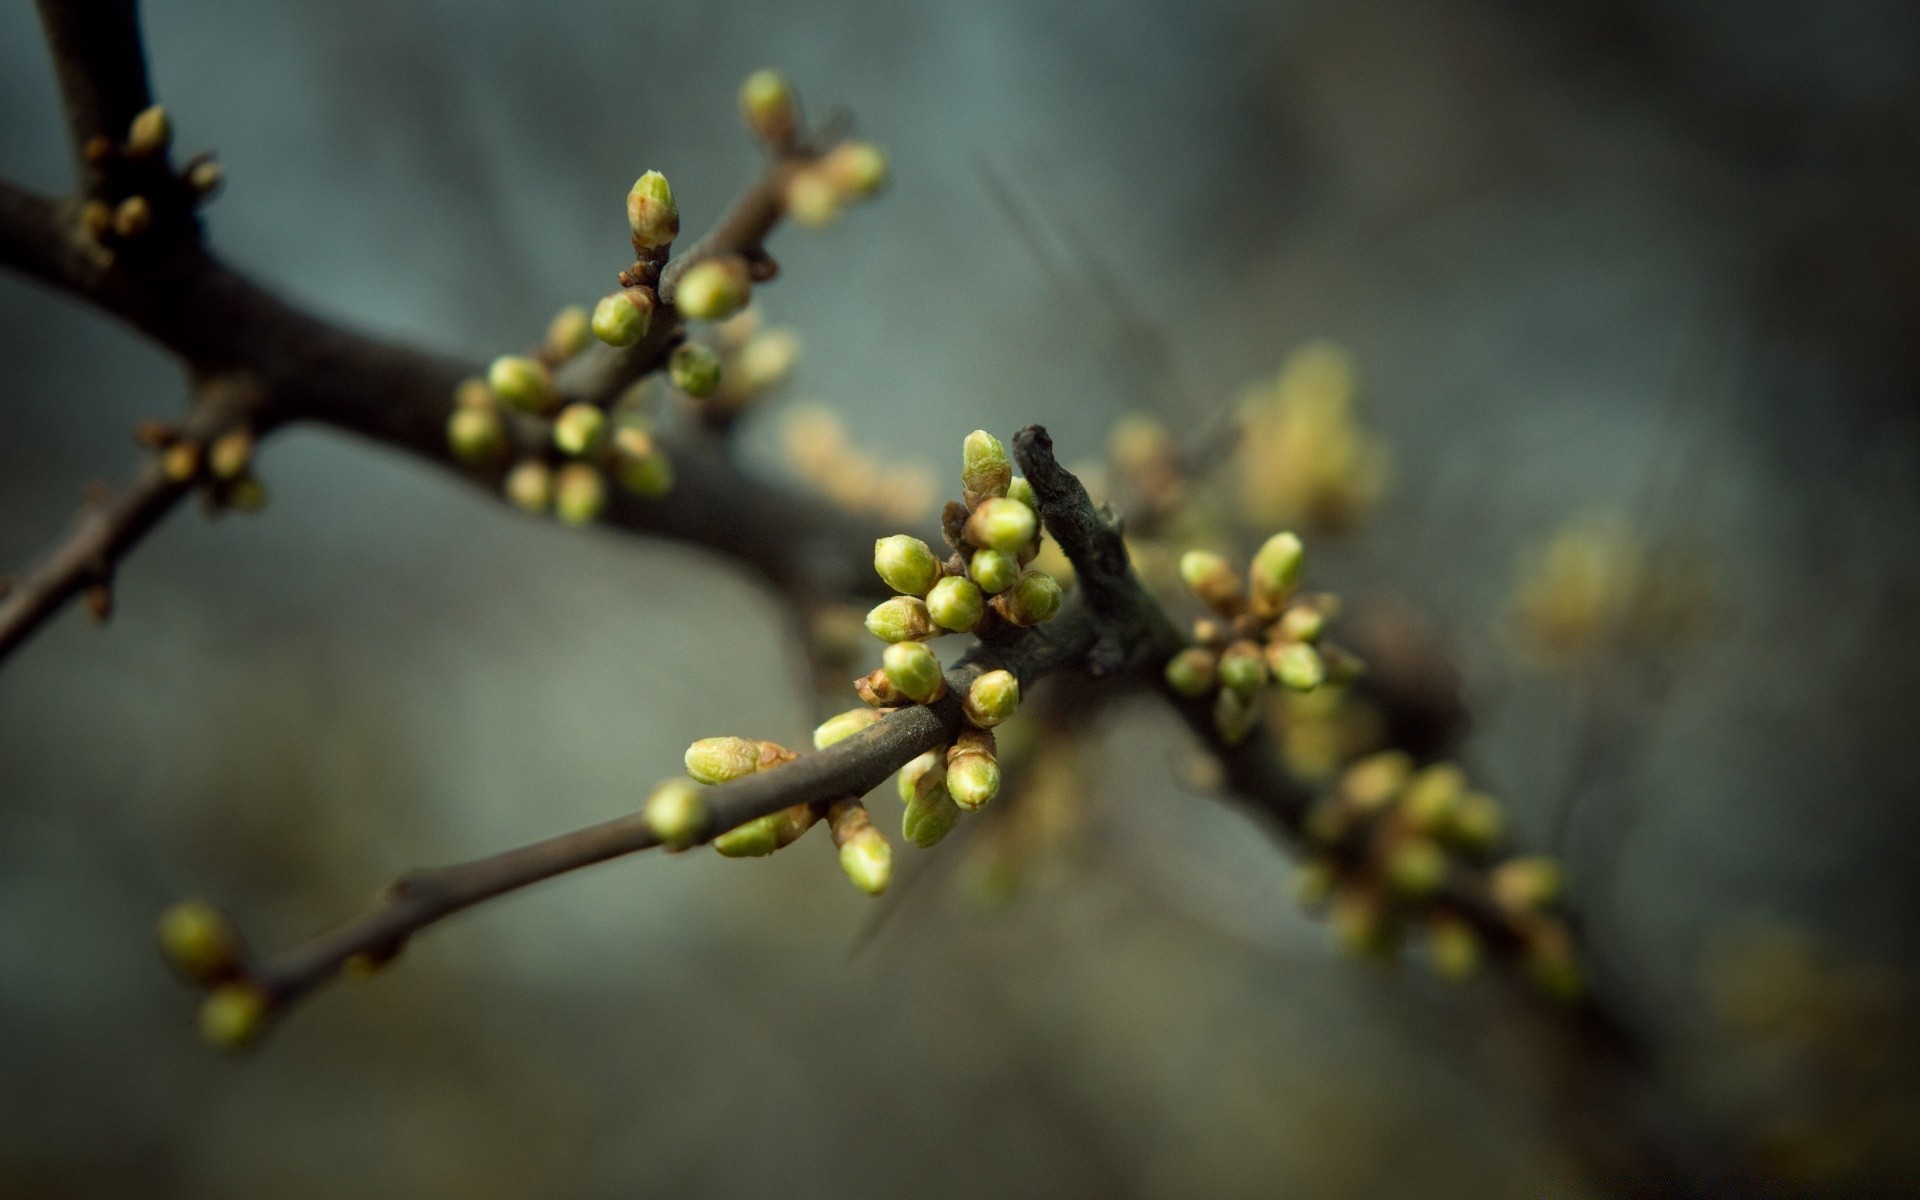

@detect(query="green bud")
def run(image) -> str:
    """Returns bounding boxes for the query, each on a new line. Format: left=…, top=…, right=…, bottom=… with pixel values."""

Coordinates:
left=946, top=731, right=999, bottom=810
left=1401, top=764, right=1466, bottom=834
left=865, top=595, right=935, bottom=643
left=1269, top=642, right=1325, bottom=692
left=1385, top=838, right=1449, bottom=898
left=156, top=900, right=242, bottom=986
left=684, top=736, right=762, bottom=785
left=1213, top=686, right=1260, bottom=745
left=882, top=640, right=946, bottom=704
left=822, top=140, right=888, bottom=198
left=1250, top=531, right=1305, bottom=614
left=784, top=168, right=842, bottom=228
left=552, top=403, right=607, bottom=456
left=1428, top=915, right=1482, bottom=982
left=504, top=460, right=553, bottom=513
left=896, top=749, right=946, bottom=805
left=447, top=405, right=507, bottom=464
left=961, top=430, right=1012, bottom=501
left=1344, top=751, right=1413, bottom=811
left=836, top=819, right=892, bottom=896
left=614, top=428, right=674, bottom=498
left=926, top=575, right=984, bottom=632
left=1491, top=856, right=1563, bottom=914
left=553, top=463, right=607, bottom=525
left=993, top=569, right=1061, bottom=626
left=644, top=778, right=708, bottom=849
left=739, top=69, right=798, bottom=146
left=669, top=343, right=723, bottom=397
left=902, top=781, right=961, bottom=847
left=198, top=983, right=270, bottom=1050
left=1217, top=640, right=1268, bottom=696
left=1006, top=476, right=1037, bottom=510
left=674, top=258, right=750, bottom=322
left=546, top=305, right=592, bottom=360
left=127, top=104, right=171, bottom=156
left=1279, top=604, right=1326, bottom=643
left=712, top=812, right=782, bottom=857
left=626, top=170, right=679, bottom=250
left=1446, top=792, right=1505, bottom=851
left=592, top=289, right=653, bottom=347
left=1164, top=647, right=1218, bottom=697
left=488, top=355, right=556, bottom=414
left=1179, top=549, right=1243, bottom=613
left=874, top=535, right=941, bottom=595
left=813, top=706, right=880, bottom=750
left=962, top=669, right=1019, bottom=728
left=969, top=547, right=1019, bottom=594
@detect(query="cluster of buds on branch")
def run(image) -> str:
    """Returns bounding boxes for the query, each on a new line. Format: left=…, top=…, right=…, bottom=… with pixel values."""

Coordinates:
left=71, top=103, right=223, bottom=270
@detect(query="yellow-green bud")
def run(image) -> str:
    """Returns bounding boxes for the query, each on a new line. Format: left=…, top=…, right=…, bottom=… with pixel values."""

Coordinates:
left=897, top=749, right=945, bottom=805
left=592, top=289, right=653, bottom=347
left=447, top=405, right=506, bottom=464
left=962, top=430, right=1012, bottom=501
left=712, top=812, right=782, bottom=857
left=208, top=428, right=253, bottom=480
left=1446, top=791, right=1505, bottom=851
left=198, top=982, right=270, bottom=1050
left=926, top=575, right=984, bottom=632
left=1217, top=640, right=1268, bottom=696
left=626, top=170, right=679, bottom=250
left=112, top=194, right=152, bottom=238
left=963, top=669, right=1019, bottom=727
left=822, top=140, right=888, bottom=198
left=669, top=343, right=723, bottom=397
left=994, top=569, right=1061, bottom=626
left=1428, top=915, right=1482, bottom=982
left=614, top=428, right=674, bottom=497
left=1164, top=647, right=1218, bottom=697
left=969, top=547, right=1019, bottom=594
left=1344, top=750, right=1413, bottom=811
left=1213, top=686, right=1261, bottom=745
left=946, top=730, right=999, bottom=810
left=902, top=780, right=961, bottom=847
left=865, top=595, right=936, bottom=643
left=739, top=69, right=798, bottom=146
left=735, top=328, right=801, bottom=393
left=1401, top=764, right=1466, bottom=833
left=1006, top=475, right=1037, bottom=510
left=546, top=305, right=592, bottom=360
left=552, top=403, right=607, bottom=456
left=685, top=736, right=761, bottom=785
left=1269, top=642, right=1326, bottom=692
left=874, top=534, right=941, bottom=595
left=504, top=460, right=553, bottom=513
left=1250, top=531, right=1305, bottom=614
left=1385, top=838, right=1448, bottom=898
left=674, top=258, right=750, bottom=321
left=1491, top=856, right=1563, bottom=914
left=829, top=802, right=892, bottom=896
left=882, top=640, right=946, bottom=704
left=1279, top=604, right=1326, bottom=643
left=813, top=706, right=880, bottom=750
left=488, top=355, right=555, bottom=414
left=156, top=900, right=242, bottom=985
left=644, top=778, right=708, bottom=849
left=187, top=159, right=224, bottom=197
left=127, top=104, right=171, bottom=156
left=783, top=168, right=842, bottom=228
left=553, top=463, right=607, bottom=525
left=1179, top=549, right=1243, bottom=613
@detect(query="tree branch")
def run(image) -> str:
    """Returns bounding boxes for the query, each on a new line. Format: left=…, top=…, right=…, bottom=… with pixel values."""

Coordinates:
left=33, top=0, right=155, bottom=197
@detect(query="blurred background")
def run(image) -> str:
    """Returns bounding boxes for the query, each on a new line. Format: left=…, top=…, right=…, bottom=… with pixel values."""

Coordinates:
left=3, top=0, right=1918, bottom=1195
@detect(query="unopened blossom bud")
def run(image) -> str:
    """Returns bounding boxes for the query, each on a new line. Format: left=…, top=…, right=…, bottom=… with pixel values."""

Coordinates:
left=902, top=779, right=961, bottom=847
left=965, top=498, right=1036, bottom=555
left=455, top=377, right=494, bottom=409
left=854, top=668, right=906, bottom=708
left=874, top=534, right=941, bottom=595
left=735, top=328, right=801, bottom=393
left=829, top=800, right=892, bottom=895
left=813, top=706, right=880, bottom=750
left=882, top=640, right=946, bottom=704
left=1217, top=640, right=1267, bottom=697
left=783, top=168, right=842, bottom=228
left=1319, top=643, right=1367, bottom=685
left=112, top=194, right=152, bottom=238
left=896, top=749, right=945, bottom=805
left=504, top=460, right=553, bottom=513
left=946, top=729, right=1000, bottom=810
left=488, top=355, right=555, bottom=414
left=553, top=463, right=607, bottom=525
left=739, top=69, right=798, bottom=147
left=592, top=289, right=653, bottom=347
left=208, top=428, right=253, bottom=481
left=926, top=575, right=984, bottom=632
left=1400, top=763, right=1466, bottom=833
left=1446, top=791, right=1505, bottom=851
left=1179, top=550, right=1243, bottom=614
left=992, top=569, right=1061, bottom=626
left=1428, top=915, right=1482, bottom=982
left=669, top=343, right=723, bottom=397
left=1005, top=475, right=1037, bottom=511
left=1269, top=642, right=1325, bottom=692
left=644, top=778, right=708, bottom=849
left=865, top=595, right=935, bottom=643
left=685, top=736, right=762, bottom=785
left=821, top=140, right=888, bottom=198
left=156, top=900, right=242, bottom=986
left=161, top=440, right=200, bottom=482
left=1164, top=647, right=1218, bottom=697
left=674, top=257, right=750, bottom=321
left=552, top=403, right=607, bottom=456
left=127, top=105, right=172, bottom=156
left=187, top=159, right=224, bottom=197
left=712, top=812, right=782, bottom=857
left=545, top=305, right=592, bottom=360
left=198, top=983, right=270, bottom=1050
left=961, top=430, right=1012, bottom=503
left=1278, top=604, right=1325, bottom=643
left=969, top=547, right=1019, bottom=594
left=626, top=170, right=679, bottom=251
left=1343, top=750, right=1412, bottom=811
left=1385, top=838, right=1448, bottom=898
left=447, top=405, right=506, bottom=464
left=963, top=669, right=1019, bottom=728
left=1213, top=686, right=1260, bottom=745
left=1250, top=531, right=1305, bottom=615
left=614, top=428, right=674, bottom=497
left=1491, top=856, right=1563, bottom=914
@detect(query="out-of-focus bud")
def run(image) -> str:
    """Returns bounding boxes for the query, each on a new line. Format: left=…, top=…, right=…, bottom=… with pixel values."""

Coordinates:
left=552, top=403, right=607, bottom=456
left=1217, top=640, right=1267, bottom=697
left=735, top=328, right=801, bottom=393
left=1278, top=604, right=1325, bottom=644
left=1491, top=856, right=1563, bottom=914
left=208, top=428, right=253, bottom=481
left=225, top=476, right=268, bottom=513
left=1385, top=837, right=1448, bottom=898
left=821, top=140, right=888, bottom=199
left=969, top=547, right=1019, bottom=594
left=1343, top=750, right=1412, bottom=811
left=1446, top=791, right=1506, bottom=852
left=1524, top=921, right=1584, bottom=1003
left=1179, top=550, right=1243, bottom=614
left=613, top=426, right=674, bottom=497
left=713, top=812, right=783, bottom=857
left=488, top=355, right=556, bottom=414
left=186, top=159, right=224, bottom=198
left=674, top=257, right=750, bottom=321
left=1250, top=531, right=1305, bottom=615
left=626, top=170, right=679, bottom=251
left=829, top=800, right=892, bottom=895
left=669, top=343, right=723, bottom=397
left=962, top=430, right=1012, bottom=503
left=946, top=729, right=1000, bottom=810
left=592, top=289, right=654, bottom=347
left=161, top=440, right=200, bottom=483
left=1213, top=686, right=1261, bottom=745
left=1164, top=647, right=1218, bottom=697
left=644, top=778, right=708, bottom=850
left=882, top=640, right=946, bottom=704
left=112, top=194, right=152, bottom=238
left=1400, top=763, right=1466, bottom=833
left=963, top=669, right=1019, bottom=728
left=1428, top=914, right=1482, bottom=982
left=504, top=460, right=554, bottom=513
left=964, top=497, right=1036, bottom=554
left=447, top=405, right=506, bottom=464
left=1269, top=642, right=1326, bottom=692
left=685, top=736, right=762, bottom=785
left=902, top=779, right=961, bottom=847
left=813, top=706, right=881, bottom=750
left=198, top=982, right=270, bottom=1050
left=553, top=463, right=607, bottom=525
left=865, top=595, right=936, bottom=643
left=783, top=168, right=842, bottom=228
left=739, top=69, right=798, bottom=147
left=127, top=105, right=171, bottom=156
left=992, top=570, right=1061, bottom=626
left=545, top=305, right=592, bottom=360
left=156, top=900, right=242, bottom=986
left=926, top=575, right=984, bottom=632
left=874, top=534, right=941, bottom=596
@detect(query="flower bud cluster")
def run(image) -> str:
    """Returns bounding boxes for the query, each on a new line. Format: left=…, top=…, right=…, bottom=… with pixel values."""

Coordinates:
left=1234, top=342, right=1390, bottom=535
left=138, top=421, right=268, bottom=514
left=72, top=106, right=226, bottom=272
left=154, top=898, right=321, bottom=1050
left=782, top=140, right=888, bottom=229
left=781, top=405, right=937, bottom=522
